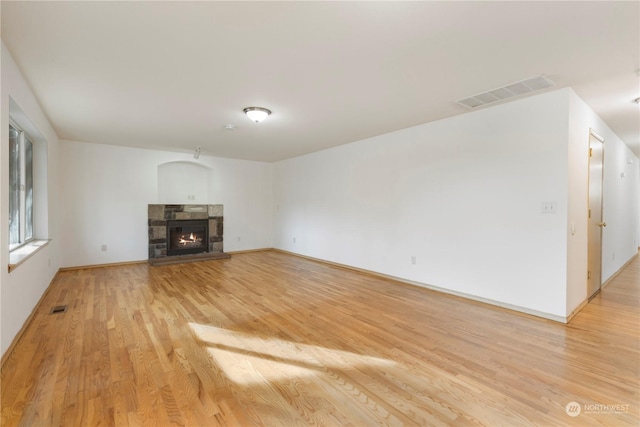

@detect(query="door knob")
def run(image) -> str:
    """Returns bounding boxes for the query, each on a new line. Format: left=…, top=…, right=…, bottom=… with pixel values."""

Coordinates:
left=597, top=222, right=607, bottom=227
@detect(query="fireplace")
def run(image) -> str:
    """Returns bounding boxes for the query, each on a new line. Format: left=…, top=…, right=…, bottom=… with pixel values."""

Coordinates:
left=148, top=204, right=228, bottom=263
left=167, top=219, right=209, bottom=256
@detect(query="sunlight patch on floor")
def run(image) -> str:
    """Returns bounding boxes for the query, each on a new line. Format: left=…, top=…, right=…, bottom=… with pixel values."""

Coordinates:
left=188, top=322, right=395, bottom=385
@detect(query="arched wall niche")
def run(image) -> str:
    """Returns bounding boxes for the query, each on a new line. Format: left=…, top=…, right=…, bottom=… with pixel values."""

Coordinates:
left=157, top=161, right=212, bottom=204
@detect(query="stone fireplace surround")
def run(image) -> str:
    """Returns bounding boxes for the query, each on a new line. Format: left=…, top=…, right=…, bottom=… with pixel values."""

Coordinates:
left=148, top=204, right=227, bottom=262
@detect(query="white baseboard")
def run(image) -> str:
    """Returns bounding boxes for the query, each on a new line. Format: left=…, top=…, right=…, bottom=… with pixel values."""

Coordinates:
left=271, top=248, right=568, bottom=323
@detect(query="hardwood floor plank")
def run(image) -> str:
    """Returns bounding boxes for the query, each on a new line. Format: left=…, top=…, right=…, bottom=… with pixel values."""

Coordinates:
left=1, top=251, right=638, bottom=426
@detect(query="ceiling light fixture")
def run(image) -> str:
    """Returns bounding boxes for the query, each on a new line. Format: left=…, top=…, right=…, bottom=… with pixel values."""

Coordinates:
left=243, top=107, right=271, bottom=123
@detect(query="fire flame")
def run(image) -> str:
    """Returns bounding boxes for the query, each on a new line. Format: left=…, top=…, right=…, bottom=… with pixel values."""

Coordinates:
left=179, top=232, right=202, bottom=246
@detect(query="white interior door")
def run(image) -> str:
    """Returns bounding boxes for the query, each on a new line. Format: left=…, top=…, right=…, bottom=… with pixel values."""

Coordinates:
left=587, top=130, right=605, bottom=299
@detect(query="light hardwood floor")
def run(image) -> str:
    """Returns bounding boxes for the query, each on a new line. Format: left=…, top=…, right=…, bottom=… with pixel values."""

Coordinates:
left=1, top=251, right=638, bottom=426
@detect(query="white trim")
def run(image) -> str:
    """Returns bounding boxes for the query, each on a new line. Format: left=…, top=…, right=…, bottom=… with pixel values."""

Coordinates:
left=272, top=249, right=568, bottom=323
left=589, top=128, right=605, bottom=142
left=8, top=240, right=50, bottom=272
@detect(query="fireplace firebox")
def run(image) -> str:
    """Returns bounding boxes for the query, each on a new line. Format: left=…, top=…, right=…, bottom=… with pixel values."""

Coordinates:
left=167, top=220, right=209, bottom=256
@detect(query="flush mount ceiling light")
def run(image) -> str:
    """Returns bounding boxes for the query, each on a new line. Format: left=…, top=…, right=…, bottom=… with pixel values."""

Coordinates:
left=243, top=107, right=271, bottom=123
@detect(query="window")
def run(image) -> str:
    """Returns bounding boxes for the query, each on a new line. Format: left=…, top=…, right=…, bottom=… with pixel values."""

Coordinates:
left=9, top=123, right=34, bottom=250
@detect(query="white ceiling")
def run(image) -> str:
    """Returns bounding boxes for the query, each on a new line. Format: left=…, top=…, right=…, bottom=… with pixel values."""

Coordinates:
left=2, top=1, right=639, bottom=162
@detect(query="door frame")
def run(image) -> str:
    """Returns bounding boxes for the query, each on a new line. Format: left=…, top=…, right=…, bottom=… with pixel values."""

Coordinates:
left=587, top=128, right=605, bottom=300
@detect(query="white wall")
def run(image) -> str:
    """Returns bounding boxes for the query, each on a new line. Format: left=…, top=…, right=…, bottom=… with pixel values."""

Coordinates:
left=274, top=89, right=573, bottom=319
left=1, top=41, right=60, bottom=356
left=158, top=161, right=210, bottom=204
left=599, top=126, right=640, bottom=279
left=58, top=141, right=273, bottom=268
left=566, top=92, right=590, bottom=315
left=566, top=91, right=640, bottom=314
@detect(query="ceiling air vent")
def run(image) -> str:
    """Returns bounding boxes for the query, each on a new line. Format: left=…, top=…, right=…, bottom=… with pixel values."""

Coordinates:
left=457, top=75, right=554, bottom=109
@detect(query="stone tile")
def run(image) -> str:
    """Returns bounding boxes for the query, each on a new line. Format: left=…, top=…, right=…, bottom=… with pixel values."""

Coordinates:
left=209, top=204, right=223, bottom=217
left=148, top=205, right=165, bottom=220
left=149, top=226, right=166, bottom=240
left=150, top=243, right=166, bottom=258
left=185, top=205, right=207, bottom=213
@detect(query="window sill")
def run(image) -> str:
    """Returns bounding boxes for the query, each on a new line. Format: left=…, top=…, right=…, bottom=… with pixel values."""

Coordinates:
left=8, top=240, right=51, bottom=273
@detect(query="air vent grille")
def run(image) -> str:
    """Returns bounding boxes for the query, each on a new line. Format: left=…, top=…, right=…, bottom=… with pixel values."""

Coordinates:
left=457, top=75, right=554, bottom=109
left=49, top=305, right=68, bottom=314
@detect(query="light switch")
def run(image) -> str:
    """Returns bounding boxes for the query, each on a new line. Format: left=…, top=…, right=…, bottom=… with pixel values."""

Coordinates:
left=541, top=201, right=557, bottom=214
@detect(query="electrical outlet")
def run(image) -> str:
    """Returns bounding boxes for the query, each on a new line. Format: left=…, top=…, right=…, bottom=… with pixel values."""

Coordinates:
left=101, top=244, right=107, bottom=252
left=411, top=256, right=416, bottom=265
left=293, top=237, right=297, bottom=244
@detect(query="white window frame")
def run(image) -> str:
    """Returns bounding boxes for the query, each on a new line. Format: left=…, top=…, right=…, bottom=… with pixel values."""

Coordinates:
left=9, top=120, right=35, bottom=251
